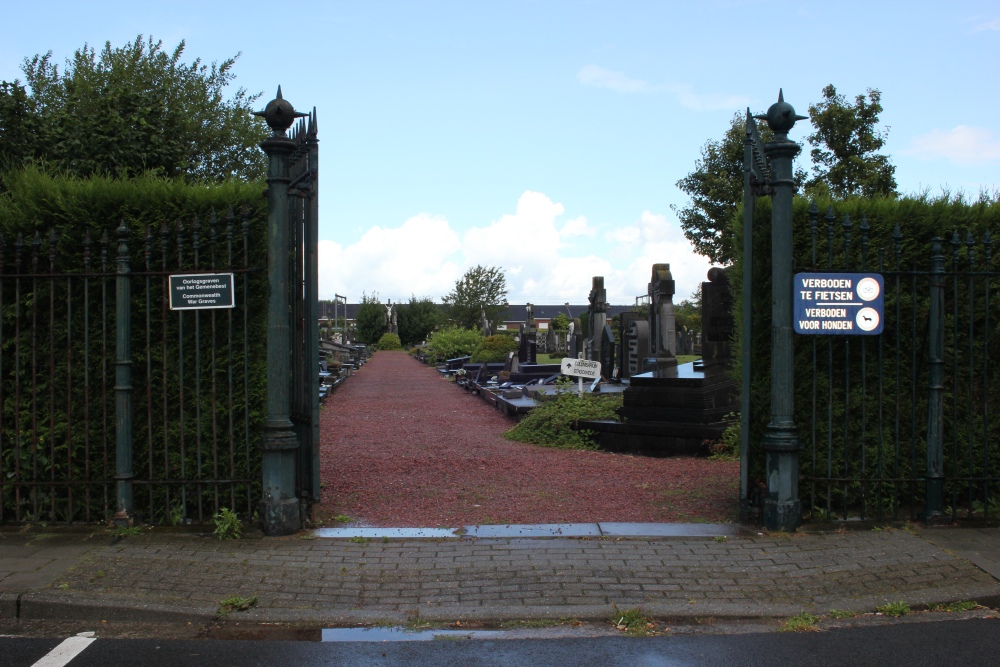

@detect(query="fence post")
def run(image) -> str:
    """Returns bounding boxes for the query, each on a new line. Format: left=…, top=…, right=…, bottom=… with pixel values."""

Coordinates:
left=256, top=87, right=306, bottom=536
left=759, top=91, right=807, bottom=532
left=924, top=238, right=945, bottom=520
left=114, top=220, right=134, bottom=526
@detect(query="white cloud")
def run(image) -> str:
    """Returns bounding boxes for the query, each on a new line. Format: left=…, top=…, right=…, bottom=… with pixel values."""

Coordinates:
left=972, top=17, right=1000, bottom=32
left=905, top=126, right=1000, bottom=165
left=577, top=64, right=651, bottom=93
left=318, top=193, right=712, bottom=308
left=318, top=213, right=462, bottom=303
left=577, top=64, right=750, bottom=111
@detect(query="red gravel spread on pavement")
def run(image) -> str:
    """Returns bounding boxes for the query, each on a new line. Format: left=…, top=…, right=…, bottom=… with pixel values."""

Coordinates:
left=317, top=351, right=738, bottom=527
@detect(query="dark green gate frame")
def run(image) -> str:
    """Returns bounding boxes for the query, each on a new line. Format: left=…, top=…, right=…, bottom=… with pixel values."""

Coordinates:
left=741, top=91, right=808, bottom=532
left=255, top=88, right=320, bottom=537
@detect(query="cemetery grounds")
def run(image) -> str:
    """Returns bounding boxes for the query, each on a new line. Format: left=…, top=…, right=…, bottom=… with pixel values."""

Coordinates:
left=315, top=350, right=738, bottom=527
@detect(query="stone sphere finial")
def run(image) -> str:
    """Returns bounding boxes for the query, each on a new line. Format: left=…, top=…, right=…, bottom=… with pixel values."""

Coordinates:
left=255, top=86, right=306, bottom=136
left=754, top=89, right=808, bottom=138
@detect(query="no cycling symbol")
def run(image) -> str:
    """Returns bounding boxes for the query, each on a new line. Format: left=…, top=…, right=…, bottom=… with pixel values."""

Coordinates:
left=793, top=272, right=884, bottom=336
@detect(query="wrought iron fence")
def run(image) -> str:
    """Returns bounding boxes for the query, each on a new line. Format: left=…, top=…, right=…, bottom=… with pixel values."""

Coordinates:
left=799, top=206, right=998, bottom=522
left=0, top=209, right=263, bottom=524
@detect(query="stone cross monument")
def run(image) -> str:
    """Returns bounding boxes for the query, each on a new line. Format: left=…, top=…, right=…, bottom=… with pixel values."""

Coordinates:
left=587, top=276, right=607, bottom=362
left=648, top=263, right=677, bottom=369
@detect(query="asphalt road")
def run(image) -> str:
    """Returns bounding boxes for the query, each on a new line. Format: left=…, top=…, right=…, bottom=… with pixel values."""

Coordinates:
left=4, top=619, right=999, bottom=667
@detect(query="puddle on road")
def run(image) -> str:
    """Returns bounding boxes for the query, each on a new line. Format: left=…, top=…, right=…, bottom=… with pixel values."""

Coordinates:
left=321, top=626, right=507, bottom=642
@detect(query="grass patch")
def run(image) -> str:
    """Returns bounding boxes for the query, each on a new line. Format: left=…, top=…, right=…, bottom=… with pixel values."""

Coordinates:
left=827, top=609, right=857, bottom=619
left=332, top=514, right=353, bottom=523
left=505, top=379, right=622, bottom=450
left=610, top=606, right=656, bottom=637
left=930, top=600, right=979, bottom=612
left=498, top=618, right=574, bottom=630
left=218, top=594, right=258, bottom=614
left=110, top=525, right=143, bottom=538
left=348, top=536, right=371, bottom=545
left=876, top=601, right=909, bottom=617
left=780, top=612, right=821, bottom=632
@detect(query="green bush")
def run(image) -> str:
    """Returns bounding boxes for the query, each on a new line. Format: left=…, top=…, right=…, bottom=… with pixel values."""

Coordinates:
left=376, top=333, right=402, bottom=350
left=505, top=380, right=622, bottom=450
left=426, top=326, right=482, bottom=360
left=471, top=334, right=519, bottom=363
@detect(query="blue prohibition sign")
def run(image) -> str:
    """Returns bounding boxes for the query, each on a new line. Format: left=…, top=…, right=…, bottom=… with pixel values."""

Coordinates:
left=793, top=273, right=884, bottom=336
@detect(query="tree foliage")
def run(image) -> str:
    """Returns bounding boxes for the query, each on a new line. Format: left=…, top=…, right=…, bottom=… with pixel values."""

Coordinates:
left=396, top=295, right=443, bottom=346
left=806, top=85, right=897, bottom=198
left=675, top=85, right=895, bottom=265
left=354, top=293, right=386, bottom=345
left=0, top=35, right=267, bottom=181
left=442, top=265, right=508, bottom=330
left=426, top=326, right=483, bottom=360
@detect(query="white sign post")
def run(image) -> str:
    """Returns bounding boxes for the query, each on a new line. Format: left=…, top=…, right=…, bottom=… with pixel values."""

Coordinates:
left=561, top=357, right=601, bottom=396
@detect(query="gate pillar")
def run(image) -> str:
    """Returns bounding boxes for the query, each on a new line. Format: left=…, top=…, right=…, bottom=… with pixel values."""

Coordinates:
left=758, top=91, right=807, bottom=532
left=257, top=88, right=306, bottom=536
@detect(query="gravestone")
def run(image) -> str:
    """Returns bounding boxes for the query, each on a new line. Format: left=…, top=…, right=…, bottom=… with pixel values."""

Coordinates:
left=600, top=324, right=616, bottom=379
left=617, top=311, right=644, bottom=380
left=480, top=305, right=492, bottom=337
left=624, top=319, right=650, bottom=379
left=648, top=263, right=677, bottom=370
left=567, top=318, right=582, bottom=359
left=700, top=267, right=734, bottom=368
left=588, top=277, right=607, bottom=362
left=518, top=323, right=537, bottom=365
left=545, top=326, right=557, bottom=354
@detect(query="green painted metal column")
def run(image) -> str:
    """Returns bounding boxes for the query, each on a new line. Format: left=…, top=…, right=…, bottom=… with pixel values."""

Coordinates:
left=924, top=238, right=945, bottom=520
left=114, top=220, right=134, bottom=526
left=758, top=91, right=807, bottom=532
left=257, top=88, right=304, bottom=536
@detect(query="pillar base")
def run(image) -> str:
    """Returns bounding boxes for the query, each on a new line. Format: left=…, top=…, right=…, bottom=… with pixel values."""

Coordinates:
left=764, top=498, right=801, bottom=532
left=259, top=498, right=301, bottom=536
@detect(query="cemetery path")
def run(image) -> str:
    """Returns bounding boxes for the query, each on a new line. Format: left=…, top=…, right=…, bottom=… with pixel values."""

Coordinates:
left=316, top=351, right=738, bottom=527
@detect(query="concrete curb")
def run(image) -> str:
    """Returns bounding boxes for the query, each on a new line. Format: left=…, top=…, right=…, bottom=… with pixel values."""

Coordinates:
left=17, top=591, right=219, bottom=623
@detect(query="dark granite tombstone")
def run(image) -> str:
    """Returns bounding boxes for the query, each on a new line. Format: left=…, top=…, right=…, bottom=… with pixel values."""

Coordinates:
left=588, top=277, right=607, bottom=362
left=518, top=323, right=537, bottom=365
left=625, top=319, right=650, bottom=379
left=617, top=311, right=644, bottom=380
left=600, top=324, right=616, bottom=378
left=568, top=318, right=582, bottom=359
left=700, top=267, right=734, bottom=368
left=545, top=326, right=557, bottom=354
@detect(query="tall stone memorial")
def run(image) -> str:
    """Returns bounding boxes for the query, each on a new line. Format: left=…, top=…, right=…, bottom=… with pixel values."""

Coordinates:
left=699, top=267, right=734, bottom=368
left=648, top=264, right=677, bottom=370
left=587, top=277, right=607, bottom=362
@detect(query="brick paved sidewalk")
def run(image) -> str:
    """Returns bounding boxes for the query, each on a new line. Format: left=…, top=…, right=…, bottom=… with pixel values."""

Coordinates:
left=4, top=527, right=998, bottom=626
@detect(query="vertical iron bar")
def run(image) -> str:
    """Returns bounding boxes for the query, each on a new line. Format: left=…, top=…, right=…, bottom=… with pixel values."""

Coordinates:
left=209, top=211, right=220, bottom=515
left=306, top=111, right=321, bottom=505
left=242, top=206, right=251, bottom=514
left=925, top=238, right=946, bottom=520
left=113, top=221, right=134, bottom=525
left=14, top=235, right=23, bottom=521
left=144, top=225, right=153, bottom=517
left=808, top=202, right=818, bottom=517
left=842, top=214, right=851, bottom=519
left=192, top=216, right=202, bottom=523
left=826, top=207, right=835, bottom=519
left=739, top=109, right=757, bottom=519
left=30, top=232, right=39, bottom=520
left=910, top=260, right=918, bottom=520
left=951, top=232, right=960, bottom=520
left=892, top=224, right=902, bottom=520
left=177, top=221, right=187, bottom=520
left=101, top=231, right=110, bottom=520
left=160, top=224, right=171, bottom=518
left=48, top=231, right=56, bottom=520
left=65, top=240, right=74, bottom=522
left=983, top=232, right=993, bottom=520
left=966, top=233, right=976, bottom=517
left=0, top=233, right=5, bottom=523
left=877, top=248, right=885, bottom=521
left=83, top=233, right=92, bottom=521
left=226, top=208, right=236, bottom=511
left=859, top=216, right=869, bottom=520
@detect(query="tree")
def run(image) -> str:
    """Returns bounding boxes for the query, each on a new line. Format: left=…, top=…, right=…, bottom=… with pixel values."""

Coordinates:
left=442, top=265, right=508, bottom=330
left=1, top=35, right=266, bottom=181
left=806, top=85, right=897, bottom=198
left=354, top=293, right=386, bottom=345
left=396, top=295, right=443, bottom=347
left=673, top=113, right=785, bottom=265
left=549, top=313, right=570, bottom=332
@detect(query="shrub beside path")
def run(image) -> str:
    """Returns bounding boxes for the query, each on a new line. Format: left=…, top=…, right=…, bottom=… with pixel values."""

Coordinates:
left=317, top=350, right=738, bottom=527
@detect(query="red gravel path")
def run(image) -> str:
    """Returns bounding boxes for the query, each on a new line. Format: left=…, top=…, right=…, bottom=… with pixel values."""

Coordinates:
left=317, top=351, right=738, bottom=527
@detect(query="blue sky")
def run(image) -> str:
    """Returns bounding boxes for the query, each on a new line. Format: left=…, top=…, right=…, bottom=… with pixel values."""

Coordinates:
left=3, top=1, right=999, bottom=305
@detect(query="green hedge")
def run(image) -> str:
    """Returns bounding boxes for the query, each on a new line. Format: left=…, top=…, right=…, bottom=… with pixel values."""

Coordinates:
left=735, top=192, right=1000, bottom=519
left=0, top=168, right=268, bottom=524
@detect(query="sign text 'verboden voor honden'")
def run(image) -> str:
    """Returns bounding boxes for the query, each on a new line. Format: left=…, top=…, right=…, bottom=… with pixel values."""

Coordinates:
left=168, top=273, right=236, bottom=310
left=793, top=272, right=884, bottom=335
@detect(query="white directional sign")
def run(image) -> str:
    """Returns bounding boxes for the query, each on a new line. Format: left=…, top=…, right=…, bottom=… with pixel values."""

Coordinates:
left=561, top=358, right=601, bottom=380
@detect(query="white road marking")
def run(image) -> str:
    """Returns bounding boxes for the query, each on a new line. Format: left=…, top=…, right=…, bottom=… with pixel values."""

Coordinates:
left=31, top=634, right=96, bottom=667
